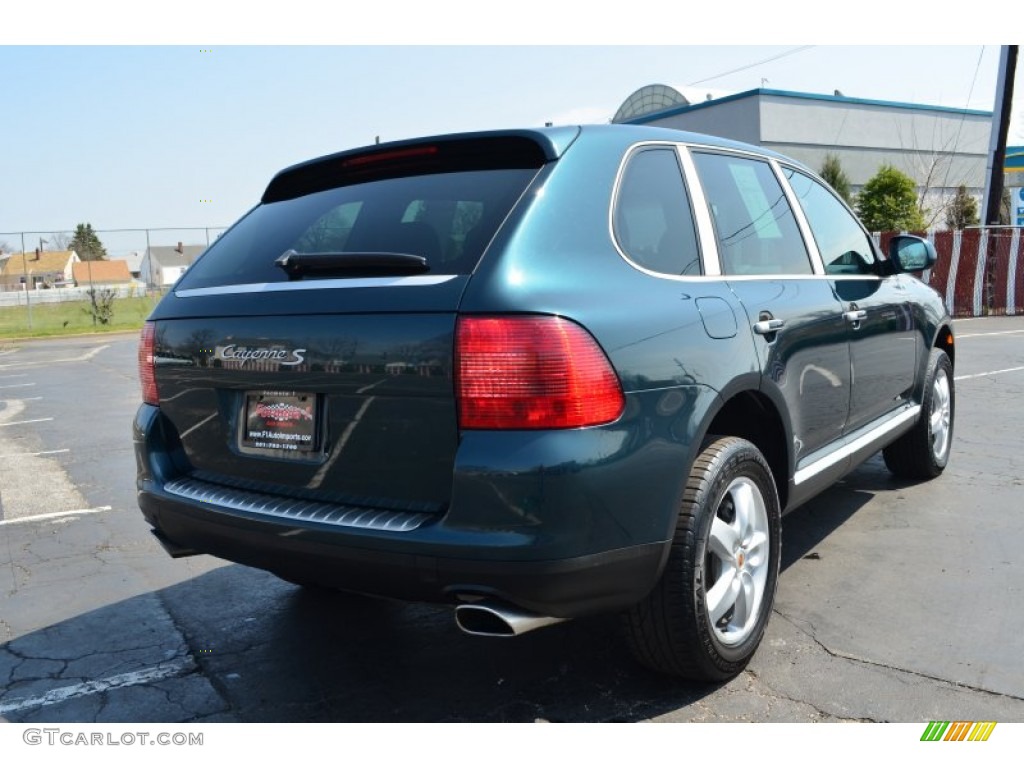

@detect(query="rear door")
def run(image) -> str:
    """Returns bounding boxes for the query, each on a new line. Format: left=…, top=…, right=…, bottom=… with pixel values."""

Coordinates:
left=688, top=149, right=851, bottom=467
left=148, top=136, right=551, bottom=512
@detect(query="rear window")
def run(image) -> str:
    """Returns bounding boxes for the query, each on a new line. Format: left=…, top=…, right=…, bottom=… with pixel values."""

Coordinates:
left=175, top=167, right=539, bottom=290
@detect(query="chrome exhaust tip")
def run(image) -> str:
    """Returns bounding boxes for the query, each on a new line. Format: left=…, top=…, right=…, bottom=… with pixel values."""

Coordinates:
left=454, top=600, right=568, bottom=637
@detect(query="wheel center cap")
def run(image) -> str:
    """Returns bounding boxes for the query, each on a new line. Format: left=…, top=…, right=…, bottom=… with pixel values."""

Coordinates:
left=736, top=551, right=745, bottom=568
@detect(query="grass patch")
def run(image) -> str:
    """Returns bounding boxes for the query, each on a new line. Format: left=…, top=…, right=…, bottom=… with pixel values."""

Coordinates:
left=0, top=295, right=162, bottom=339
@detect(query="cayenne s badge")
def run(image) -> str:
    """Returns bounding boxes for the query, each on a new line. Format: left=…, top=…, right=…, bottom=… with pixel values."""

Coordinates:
left=214, top=344, right=306, bottom=366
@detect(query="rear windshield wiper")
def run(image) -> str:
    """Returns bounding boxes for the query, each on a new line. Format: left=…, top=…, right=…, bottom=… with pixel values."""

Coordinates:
left=275, top=250, right=429, bottom=279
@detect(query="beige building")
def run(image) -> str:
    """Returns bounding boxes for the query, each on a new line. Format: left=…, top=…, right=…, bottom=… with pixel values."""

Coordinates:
left=0, top=250, right=79, bottom=291
left=72, top=259, right=134, bottom=288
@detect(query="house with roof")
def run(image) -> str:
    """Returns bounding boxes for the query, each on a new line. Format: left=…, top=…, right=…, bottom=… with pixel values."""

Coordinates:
left=72, top=259, right=134, bottom=288
left=139, top=242, right=207, bottom=288
left=122, top=251, right=145, bottom=279
left=0, top=250, right=79, bottom=291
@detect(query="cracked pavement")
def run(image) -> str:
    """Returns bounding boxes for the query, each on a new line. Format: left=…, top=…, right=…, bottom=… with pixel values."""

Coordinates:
left=1, top=320, right=1024, bottom=722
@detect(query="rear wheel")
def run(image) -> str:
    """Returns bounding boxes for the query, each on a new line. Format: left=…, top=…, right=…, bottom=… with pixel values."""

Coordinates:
left=624, top=437, right=781, bottom=680
left=883, top=348, right=954, bottom=479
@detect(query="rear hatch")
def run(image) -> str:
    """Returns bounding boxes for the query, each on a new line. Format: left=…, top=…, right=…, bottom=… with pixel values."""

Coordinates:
left=146, top=131, right=572, bottom=512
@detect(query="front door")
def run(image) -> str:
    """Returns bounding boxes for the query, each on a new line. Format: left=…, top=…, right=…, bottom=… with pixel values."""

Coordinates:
left=782, top=167, right=917, bottom=434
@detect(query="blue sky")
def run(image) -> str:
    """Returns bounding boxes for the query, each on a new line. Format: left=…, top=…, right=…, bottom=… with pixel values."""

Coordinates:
left=1, top=41, right=1021, bottom=256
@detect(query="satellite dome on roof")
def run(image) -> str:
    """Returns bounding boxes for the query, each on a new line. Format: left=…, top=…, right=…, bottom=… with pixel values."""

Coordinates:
left=613, top=84, right=690, bottom=123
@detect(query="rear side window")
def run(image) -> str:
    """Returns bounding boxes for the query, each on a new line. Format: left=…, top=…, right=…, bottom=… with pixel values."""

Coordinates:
left=176, top=167, right=539, bottom=291
left=692, top=152, right=812, bottom=276
left=613, top=148, right=702, bottom=276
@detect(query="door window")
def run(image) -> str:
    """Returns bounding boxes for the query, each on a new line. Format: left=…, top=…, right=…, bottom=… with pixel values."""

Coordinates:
left=692, top=152, right=812, bottom=276
left=785, top=169, right=876, bottom=276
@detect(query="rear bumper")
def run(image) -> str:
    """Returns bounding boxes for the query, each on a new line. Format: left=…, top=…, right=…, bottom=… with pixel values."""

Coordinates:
left=135, top=402, right=680, bottom=617
left=138, top=484, right=665, bottom=616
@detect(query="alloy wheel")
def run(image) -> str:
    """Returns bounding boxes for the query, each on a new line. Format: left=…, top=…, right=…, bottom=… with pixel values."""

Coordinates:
left=930, top=368, right=952, bottom=461
left=704, top=477, right=771, bottom=647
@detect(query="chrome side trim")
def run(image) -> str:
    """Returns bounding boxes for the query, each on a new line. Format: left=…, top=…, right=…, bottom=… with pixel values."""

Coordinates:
left=678, top=145, right=722, bottom=275
left=175, top=274, right=458, bottom=298
left=771, top=157, right=825, bottom=276
left=164, top=477, right=432, bottom=532
left=793, top=405, right=921, bottom=486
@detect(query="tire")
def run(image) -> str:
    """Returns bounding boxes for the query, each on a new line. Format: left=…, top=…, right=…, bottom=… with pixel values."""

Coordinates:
left=624, top=437, right=781, bottom=681
left=883, top=348, right=954, bottom=480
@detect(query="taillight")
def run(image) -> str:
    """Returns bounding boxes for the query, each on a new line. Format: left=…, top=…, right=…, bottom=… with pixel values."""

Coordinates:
left=139, top=321, right=159, bottom=405
left=456, top=316, right=624, bottom=430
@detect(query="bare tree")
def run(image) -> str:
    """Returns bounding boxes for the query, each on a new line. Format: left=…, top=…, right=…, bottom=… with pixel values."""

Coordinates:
left=913, top=154, right=950, bottom=228
left=50, top=231, right=72, bottom=250
left=945, top=185, right=980, bottom=229
left=893, top=117, right=978, bottom=229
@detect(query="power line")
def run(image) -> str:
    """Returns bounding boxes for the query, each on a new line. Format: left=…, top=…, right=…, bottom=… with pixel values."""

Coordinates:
left=687, top=46, right=815, bottom=87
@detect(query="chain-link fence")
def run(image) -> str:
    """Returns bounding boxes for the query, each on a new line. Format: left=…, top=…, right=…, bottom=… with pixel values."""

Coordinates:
left=0, top=227, right=228, bottom=335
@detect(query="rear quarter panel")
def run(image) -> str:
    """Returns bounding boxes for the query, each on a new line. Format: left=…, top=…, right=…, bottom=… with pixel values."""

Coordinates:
left=457, top=128, right=763, bottom=550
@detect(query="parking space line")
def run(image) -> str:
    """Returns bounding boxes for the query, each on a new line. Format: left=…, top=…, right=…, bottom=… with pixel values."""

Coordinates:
left=0, top=505, right=112, bottom=527
left=956, top=329, right=1024, bottom=339
left=0, top=374, right=28, bottom=379
left=955, top=366, right=1024, bottom=381
left=0, top=658, right=193, bottom=715
left=0, top=383, right=35, bottom=389
left=0, top=448, right=69, bottom=459
left=0, top=396, right=41, bottom=401
left=0, top=417, right=53, bottom=427
left=0, top=344, right=110, bottom=369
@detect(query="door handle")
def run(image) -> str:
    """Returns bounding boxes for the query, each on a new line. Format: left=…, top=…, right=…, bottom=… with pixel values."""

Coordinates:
left=753, top=318, right=785, bottom=335
left=843, top=310, right=868, bottom=323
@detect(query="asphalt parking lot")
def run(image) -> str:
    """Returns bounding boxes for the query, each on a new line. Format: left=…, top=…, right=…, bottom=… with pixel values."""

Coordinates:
left=1, top=318, right=1023, bottom=723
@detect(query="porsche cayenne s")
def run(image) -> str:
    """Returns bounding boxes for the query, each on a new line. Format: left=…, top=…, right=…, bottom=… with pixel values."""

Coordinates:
left=135, top=125, right=954, bottom=680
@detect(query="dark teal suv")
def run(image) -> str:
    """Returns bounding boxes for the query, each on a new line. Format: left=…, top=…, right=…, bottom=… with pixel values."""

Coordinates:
left=135, top=125, right=954, bottom=680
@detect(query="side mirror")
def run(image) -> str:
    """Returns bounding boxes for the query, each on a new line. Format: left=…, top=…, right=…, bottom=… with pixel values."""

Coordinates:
left=887, top=235, right=936, bottom=273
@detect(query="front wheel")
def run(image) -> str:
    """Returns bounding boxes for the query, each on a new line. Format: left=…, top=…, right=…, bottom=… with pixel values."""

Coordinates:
left=624, top=437, right=781, bottom=680
left=883, top=348, right=954, bottom=479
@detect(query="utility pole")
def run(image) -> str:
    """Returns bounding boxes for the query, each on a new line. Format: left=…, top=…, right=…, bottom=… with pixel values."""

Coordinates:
left=19, top=232, right=32, bottom=330
left=87, top=257, right=96, bottom=327
left=983, top=45, right=1019, bottom=225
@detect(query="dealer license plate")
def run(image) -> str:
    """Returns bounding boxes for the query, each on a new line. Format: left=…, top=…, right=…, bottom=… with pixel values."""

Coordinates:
left=241, top=391, right=318, bottom=454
